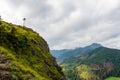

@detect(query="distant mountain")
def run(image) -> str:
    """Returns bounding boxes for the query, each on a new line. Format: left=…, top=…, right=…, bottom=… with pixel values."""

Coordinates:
left=51, top=43, right=102, bottom=61
left=51, top=48, right=82, bottom=61
left=61, top=47, right=120, bottom=80
left=51, top=49, right=70, bottom=59
left=51, top=43, right=120, bottom=80
left=83, top=43, right=102, bottom=51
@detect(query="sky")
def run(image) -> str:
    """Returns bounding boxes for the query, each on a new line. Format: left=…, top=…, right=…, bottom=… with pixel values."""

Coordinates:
left=0, top=0, right=120, bottom=50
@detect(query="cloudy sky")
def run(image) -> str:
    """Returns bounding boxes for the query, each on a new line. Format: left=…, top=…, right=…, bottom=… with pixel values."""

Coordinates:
left=0, top=0, right=120, bottom=50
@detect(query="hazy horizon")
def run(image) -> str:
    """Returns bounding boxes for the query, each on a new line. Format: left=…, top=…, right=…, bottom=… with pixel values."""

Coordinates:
left=0, top=0, right=120, bottom=50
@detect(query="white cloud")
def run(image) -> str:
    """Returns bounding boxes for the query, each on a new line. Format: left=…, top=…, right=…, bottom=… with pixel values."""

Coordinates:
left=0, top=0, right=120, bottom=49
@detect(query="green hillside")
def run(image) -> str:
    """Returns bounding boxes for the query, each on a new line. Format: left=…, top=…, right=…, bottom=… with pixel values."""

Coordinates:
left=0, top=21, right=65, bottom=80
left=105, top=77, right=120, bottom=80
left=61, top=47, right=120, bottom=80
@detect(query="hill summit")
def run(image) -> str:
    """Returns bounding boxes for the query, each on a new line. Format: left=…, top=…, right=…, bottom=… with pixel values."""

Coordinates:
left=0, top=21, right=65, bottom=80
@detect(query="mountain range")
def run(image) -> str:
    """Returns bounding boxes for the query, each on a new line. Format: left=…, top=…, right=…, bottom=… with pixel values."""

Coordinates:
left=51, top=43, right=102, bottom=61
left=51, top=43, right=120, bottom=80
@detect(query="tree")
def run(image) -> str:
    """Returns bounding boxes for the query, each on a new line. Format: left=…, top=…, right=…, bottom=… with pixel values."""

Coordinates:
left=23, top=18, right=26, bottom=27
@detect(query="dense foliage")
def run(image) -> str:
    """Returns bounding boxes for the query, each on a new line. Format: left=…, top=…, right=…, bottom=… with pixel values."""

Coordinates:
left=52, top=44, right=120, bottom=80
left=0, top=21, right=65, bottom=80
left=61, top=47, right=120, bottom=80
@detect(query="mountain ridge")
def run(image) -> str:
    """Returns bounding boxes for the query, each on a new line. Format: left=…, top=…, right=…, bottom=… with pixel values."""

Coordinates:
left=61, top=46, right=120, bottom=80
left=51, top=43, right=103, bottom=61
left=51, top=43, right=120, bottom=80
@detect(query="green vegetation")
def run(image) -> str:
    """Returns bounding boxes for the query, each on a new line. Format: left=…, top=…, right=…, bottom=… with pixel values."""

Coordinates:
left=0, top=21, right=65, bottom=80
left=105, top=77, right=120, bottom=80
left=60, top=47, right=120, bottom=80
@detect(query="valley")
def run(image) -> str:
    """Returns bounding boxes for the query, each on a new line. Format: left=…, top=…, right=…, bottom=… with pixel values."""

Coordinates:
left=51, top=43, right=120, bottom=80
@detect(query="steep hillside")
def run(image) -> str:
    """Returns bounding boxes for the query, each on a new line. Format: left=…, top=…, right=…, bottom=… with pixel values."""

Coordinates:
left=61, top=47, right=120, bottom=80
left=0, top=21, right=65, bottom=80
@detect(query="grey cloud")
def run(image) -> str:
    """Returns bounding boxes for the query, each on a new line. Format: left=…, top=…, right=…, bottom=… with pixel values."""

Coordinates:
left=1, top=0, right=120, bottom=49
left=106, top=7, right=120, bottom=22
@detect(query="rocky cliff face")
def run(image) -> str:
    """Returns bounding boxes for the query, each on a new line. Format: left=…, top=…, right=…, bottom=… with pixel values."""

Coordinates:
left=0, top=21, right=65, bottom=80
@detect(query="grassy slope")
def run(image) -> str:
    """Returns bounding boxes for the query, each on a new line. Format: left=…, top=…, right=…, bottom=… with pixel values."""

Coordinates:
left=0, top=21, right=64, bottom=80
left=105, top=77, right=120, bottom=80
